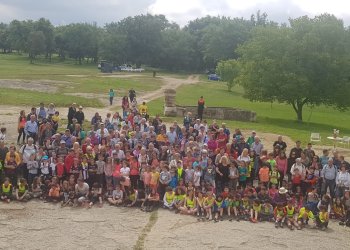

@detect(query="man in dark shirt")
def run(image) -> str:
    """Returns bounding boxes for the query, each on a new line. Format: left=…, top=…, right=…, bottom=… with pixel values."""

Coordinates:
left=273, top=135, right=287, bottom=151
left=74, top=106, right=85, bottom=125
left=289, top=140, right=302, bottom=158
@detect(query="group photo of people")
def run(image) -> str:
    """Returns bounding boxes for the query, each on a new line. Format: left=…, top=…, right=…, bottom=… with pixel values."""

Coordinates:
left=0, top=93, right=350, bottom=231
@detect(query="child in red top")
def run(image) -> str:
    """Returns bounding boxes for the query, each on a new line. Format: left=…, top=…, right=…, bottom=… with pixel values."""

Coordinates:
left=56, top=157, right=65, bottom=184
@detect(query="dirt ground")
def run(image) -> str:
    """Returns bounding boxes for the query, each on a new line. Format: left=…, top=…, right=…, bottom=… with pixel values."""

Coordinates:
left=0, top=202, right=349, bottom=250
left=1, top=74, right=350, bottom=249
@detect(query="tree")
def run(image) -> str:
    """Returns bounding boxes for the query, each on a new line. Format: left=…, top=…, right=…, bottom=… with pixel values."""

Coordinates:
left=216, top=59, right=239, bottom=91
left=34, top=18, right=55, bottom=61
left=236, top=14, right=350, bottom=122
left=27, top=31, right=46, bottom=63
left=0, top=23, right=11, bottom=53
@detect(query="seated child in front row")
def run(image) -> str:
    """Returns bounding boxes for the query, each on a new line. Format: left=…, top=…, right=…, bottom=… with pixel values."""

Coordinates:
left=163, top=187, right=175, bottom=209
left=1, top=177, right=13, bottom=202
left=213, top=195, right=224, bottom=222
left=274, top=204, right=286, bottom=228
left=260, top=200, right=273, bottom=222
left=250, top=199, right=261, bottom=223
left=16, top=178, right=30, bottom=201
left=297, top=205, right=315, bottom=228
left=47, top=177, right=61, bottom=202
left=285, top=199, right=300, bottom=230
left=89, top=182, right=103, bottom=208
left=316, top=205, right=329, bottom=231
left=108, top=185, right=124, bottom=206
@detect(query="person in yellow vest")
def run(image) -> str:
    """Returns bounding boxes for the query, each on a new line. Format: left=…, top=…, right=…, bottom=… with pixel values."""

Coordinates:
left=163, top=187, right=175, bottom=209
left=297, top=205, right=316, bottom=228
left=1, top=177, right=13, bottom=203
left=316, top=205, right=329, bottom=231
left=285, top=199, right=301, bottom=230
left=174, top=187, right=186, bottom=213
left=203, top=190, right=215, bottom=220
left=16, top=178, right=30, bottom=201
left=250, top=199, right=261, bottom=223
left=179, top=190, right=197, bottom=215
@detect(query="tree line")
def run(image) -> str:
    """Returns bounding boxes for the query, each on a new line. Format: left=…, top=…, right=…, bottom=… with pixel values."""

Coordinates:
left=1, top=13, right=350, bottom=121
left=0, top=11, right=270, bottom=68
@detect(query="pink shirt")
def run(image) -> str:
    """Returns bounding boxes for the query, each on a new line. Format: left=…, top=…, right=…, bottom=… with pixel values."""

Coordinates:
left=276, top=157, right=288, bottom=175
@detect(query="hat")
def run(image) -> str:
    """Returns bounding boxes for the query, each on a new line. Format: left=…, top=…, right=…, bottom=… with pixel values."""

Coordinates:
left=278, top=187, right=288, bottom=194
left=42, top=155, right=49, bottom=160
left=79, top=106, right=83, bottom=109
left=252, top=130, right=256, bottom=134
left=60, top=140, right=66, bottom=144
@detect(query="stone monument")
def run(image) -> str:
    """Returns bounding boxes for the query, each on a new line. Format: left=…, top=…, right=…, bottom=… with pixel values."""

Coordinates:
left=163, top=89, right=177, bottom=116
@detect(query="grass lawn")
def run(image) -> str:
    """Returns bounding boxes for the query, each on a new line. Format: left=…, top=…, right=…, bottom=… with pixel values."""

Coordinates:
left=0, top=54, right=162, bottom=107
left=148, top=81, right=350, bottom=145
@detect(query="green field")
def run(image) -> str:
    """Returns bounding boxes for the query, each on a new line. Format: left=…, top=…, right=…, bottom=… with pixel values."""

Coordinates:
left=0, top=54, right=162, bottom=106
left=148, top=81, right=350, bottom=145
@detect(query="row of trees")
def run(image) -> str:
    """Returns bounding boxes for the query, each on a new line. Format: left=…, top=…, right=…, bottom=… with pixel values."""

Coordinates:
left=0, top=12, right=270, bottom=68
left=1, top=13, right=349, bottom=121
left=217, top=14, right=350, bottom=121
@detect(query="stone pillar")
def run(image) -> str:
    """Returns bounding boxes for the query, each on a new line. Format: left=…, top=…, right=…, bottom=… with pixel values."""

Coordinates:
left=164, top=89, right=177, bottom=116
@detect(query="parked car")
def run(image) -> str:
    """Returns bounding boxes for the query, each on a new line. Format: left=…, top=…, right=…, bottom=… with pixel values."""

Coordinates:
left=208, top=74, right=220, bottom=81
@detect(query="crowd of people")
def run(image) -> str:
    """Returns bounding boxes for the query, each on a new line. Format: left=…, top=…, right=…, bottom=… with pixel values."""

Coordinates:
left=0, top=93, right=350, bottom=231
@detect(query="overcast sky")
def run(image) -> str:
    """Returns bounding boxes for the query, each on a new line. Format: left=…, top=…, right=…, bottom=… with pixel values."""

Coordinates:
left=1, top=0, right=350, bottom=26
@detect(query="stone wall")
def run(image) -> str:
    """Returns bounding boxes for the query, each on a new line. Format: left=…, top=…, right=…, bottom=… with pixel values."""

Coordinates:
left=163, top=88, right=256, bottom=122
left=174, top=105, right=256, bottom=122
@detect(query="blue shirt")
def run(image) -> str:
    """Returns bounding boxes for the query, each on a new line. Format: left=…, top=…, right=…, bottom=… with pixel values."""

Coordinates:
left=24, top=121, right=38, bottom=134
left=322, top=164, right=337, bottom=180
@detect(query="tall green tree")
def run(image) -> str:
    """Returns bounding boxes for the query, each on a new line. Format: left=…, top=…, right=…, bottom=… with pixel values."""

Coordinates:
left=27, top=31, right=46, bottom=63
left=34, top=18, right=55, bottom=61
left=236, top=14, right=350, bottom=122
left=0, top=23, right=11, bottom=53
left=216, top=59, right=240, bottom=91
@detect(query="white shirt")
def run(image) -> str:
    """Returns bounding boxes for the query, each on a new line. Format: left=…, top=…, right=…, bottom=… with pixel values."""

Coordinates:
left=120, top=167, right=130, bottom=177
left=336, top=171, right=350, bottom=187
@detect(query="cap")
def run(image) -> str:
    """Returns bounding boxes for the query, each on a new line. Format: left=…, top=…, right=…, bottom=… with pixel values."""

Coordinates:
left=60, top=140, right=66, bottom=144
left=79, top=106, right=83, bottom=109
left=42, top=155, right=49, bottom=160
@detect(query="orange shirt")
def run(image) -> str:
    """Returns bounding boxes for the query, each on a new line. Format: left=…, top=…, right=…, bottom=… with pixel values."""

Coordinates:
left=259, top=167, right=270, bottom=182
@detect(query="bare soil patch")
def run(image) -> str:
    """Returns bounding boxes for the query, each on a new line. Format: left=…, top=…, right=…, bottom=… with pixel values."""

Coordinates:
left=0, top=79, right=74, bottom=93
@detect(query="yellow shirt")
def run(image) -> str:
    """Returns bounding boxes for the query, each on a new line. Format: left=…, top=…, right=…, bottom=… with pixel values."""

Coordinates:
left=298, top=207, right=314, bottom=220
left=139, top=105, right=148, bottom=114
left=150, top=171, right=160, bottom=185
left=52, top=115, right=60, bottom=123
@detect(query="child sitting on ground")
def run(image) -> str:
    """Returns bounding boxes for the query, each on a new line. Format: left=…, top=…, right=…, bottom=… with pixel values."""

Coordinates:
left=332, top=197, right=345, bottom=221
left=108, top=185, right=123, bottom=206
left=179, top=190, right=197, bottom=215
left=163, top=187, right=175, bottom=209
left=250, top=199, right=261, bottom=223
left=274, top=204, right=286, bottom=228
left=31, top=177, right=42, bottom=199
left=213, top=195, right=224, bottom=222
left=16, top=178, right=30, bottom=201
left=260, top=200, right=273, bottom=222
left=316, top=205, right=329, bottom=231
left=48, top=177, right=60, bottom=202
left=89, top=182, right=103, bottom=208
left=1, top=177, right=13, bottom=203
left=203, top=191, right=215, bottom=220
left=196, top=192, right=205, bottom=221
left=297, top=205, right=315, bottom=228
left=285, top=199, right=300, bottom=230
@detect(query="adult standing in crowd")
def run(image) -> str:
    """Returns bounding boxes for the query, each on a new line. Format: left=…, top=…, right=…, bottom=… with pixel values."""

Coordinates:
left=19, top=137, right=37, bottom=181
left=322, top=158, right=337, bottom=199
left=197, top=96, right=205, bottom=120
left=75, top=106, right=85, bottom=126
left=24, top=115, right=38, bottom=144
left=17, top=110, right=27, bottom=145
left=129, top=89, right=136, bottom=102
left=67, top=103, right=77, bottom=127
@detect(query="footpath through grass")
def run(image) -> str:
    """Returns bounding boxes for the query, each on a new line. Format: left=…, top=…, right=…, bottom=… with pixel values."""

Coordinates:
left=148, top=81, right=350, bottom=145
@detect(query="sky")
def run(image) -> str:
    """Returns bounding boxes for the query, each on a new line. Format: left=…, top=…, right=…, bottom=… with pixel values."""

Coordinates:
left=1, top=0, right=350, bottom=26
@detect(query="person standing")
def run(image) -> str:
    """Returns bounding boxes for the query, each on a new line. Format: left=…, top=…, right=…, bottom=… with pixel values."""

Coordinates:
left=24, top=115, right=38, bottom=144
left=197, top=96, right=205, bottom=121
left=75, top=106, right=85, bottom=126
left=129, top=89, right=136, bottom=102
left=109, top=89, right=115, bottom=105
left=67, top=103, right=77, bottom=127
left=322, top=158, right=337, bottom=199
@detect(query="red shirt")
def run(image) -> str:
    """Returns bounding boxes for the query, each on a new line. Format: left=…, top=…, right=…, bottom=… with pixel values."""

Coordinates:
left=113, top=164, right=121, bottom=177
left=64, top=154, right=74, bottom=173
left=56, top=163, right=65, bottom=177
left=292, top=175, right=302, bottom=185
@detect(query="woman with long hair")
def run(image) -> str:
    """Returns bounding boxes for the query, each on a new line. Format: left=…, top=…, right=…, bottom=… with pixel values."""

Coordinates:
left=17, top=110, right=26, bottom=145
